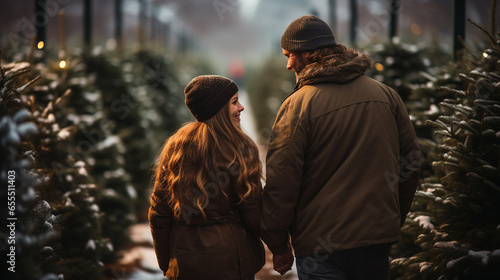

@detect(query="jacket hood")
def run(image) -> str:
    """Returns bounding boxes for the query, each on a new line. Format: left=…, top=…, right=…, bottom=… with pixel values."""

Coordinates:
left=294, top=50, right=373, bottom=90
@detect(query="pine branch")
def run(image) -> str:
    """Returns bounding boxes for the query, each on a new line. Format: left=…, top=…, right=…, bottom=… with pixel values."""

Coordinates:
left=443, top=153, right=460, bottom=164
left=426, top=119, right=449, bottom=130
left=421, top=182, right=445, bottom=189
left=467, top=18, right=496, bottom=44
left=438, top=116, right=462, bottom=124
left=469, top=70, right=492, bottom=80
left=446, top=149, right=471, bottom=165
left=439, top=86, right=467, bottom=98
left=438, top=144, right=454, bottom=153
left=466, top=172, right=500, bottom=194
left=458, top=120, right=479, bottom=135
left=474, top=99, right=500, bottom=106
left=475, top=103, right=497, bottom=116
left=439, top=102, right=473, bottom=116
left=457, top=74, right=476, bottom=84
left=489, top=71, right=500, bottom=80
left=483, top=116, right=500, bottom=126
left=54, top=89, right=72, bottom=106
left=458, top=36, right=481, bottom=62
left=16, top=75, right=41, bottom=93
left=462, top=133, right=473, bottom=150
left=434, top=129, right=452, bottom=137
left=481, top=129, right=495, bottom=137
left=484, top=48, right=500, bottom=59
left=484, top=179, right=500, bottom=193
left=419, top=71, right=438, bottom=82
left=415, top=190, right=443, bottom=203
left=2, top=67, right=31, bottom=84
left=432, top=160, right=462, bottom=171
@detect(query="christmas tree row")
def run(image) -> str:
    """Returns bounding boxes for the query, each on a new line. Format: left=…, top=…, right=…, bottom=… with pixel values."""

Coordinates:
left=0, top=48, right=190, bottom=280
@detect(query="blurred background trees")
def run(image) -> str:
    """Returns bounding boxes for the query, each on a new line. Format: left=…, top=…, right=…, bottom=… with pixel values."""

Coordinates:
left=1, top=0, right=499, bottom=279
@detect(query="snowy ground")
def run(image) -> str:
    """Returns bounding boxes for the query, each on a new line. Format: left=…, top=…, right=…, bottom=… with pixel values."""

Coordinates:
left=116, top=91, right=298, bottom=279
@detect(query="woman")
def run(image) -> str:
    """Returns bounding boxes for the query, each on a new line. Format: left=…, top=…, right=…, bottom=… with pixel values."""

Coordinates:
left=149, top=75, right=265, bottom=280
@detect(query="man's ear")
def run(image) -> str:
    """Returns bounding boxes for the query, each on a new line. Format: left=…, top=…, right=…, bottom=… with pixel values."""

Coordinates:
left=302, top=52, right=313, bottom=64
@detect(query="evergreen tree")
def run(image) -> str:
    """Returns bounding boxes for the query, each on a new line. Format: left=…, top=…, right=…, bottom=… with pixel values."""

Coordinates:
left=82, top=52, right=145, bottom=252
left=28, top=55, right=112, bottom=280
left=366, top=39, right=465, bottom=181
left=83, top=49, right=188, bottom=241
left=389, top=63, right=468, bottom=260
left=2, top=36, right=189, bottom=280
left=123, top=50, right=189, bottom=218
left=0, top=57, right=61, bottom=280
left=367, top=39, right=431, bottom=102
left=131, top=50, right=188, bottom=148
left=391, top=18, right=500, bottom=280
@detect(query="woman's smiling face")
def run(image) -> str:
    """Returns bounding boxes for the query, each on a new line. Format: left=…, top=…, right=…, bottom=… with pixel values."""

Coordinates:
left=228, top=92, right=244, bottom=127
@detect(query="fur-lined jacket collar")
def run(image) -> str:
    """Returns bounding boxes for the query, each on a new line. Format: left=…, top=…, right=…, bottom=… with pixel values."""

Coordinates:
left=293, top=50, right=372, bottom=92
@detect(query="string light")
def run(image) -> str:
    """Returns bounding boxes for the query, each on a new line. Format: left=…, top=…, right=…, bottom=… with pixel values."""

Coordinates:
left=59, top=60, right=67, bottom=69
left=483, top=51, right=489, bottom=58
left=375, top=63, right=384, bottom=72
left=37, top=41, right=45, bottom=49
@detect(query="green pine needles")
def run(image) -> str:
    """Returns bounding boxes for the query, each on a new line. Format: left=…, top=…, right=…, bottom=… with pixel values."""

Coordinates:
left=391, top=11, right=500, bottom=280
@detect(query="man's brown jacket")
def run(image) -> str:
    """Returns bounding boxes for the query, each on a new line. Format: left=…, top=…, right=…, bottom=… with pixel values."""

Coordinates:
left=261, top=51, right=421, bottom=257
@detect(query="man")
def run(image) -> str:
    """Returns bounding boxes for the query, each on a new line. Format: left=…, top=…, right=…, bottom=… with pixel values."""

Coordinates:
left=260, top=15, right=421, bottom=280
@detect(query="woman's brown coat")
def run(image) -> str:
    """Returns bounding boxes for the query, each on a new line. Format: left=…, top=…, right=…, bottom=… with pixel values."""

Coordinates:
left=149, top=167, right=265, bottom=280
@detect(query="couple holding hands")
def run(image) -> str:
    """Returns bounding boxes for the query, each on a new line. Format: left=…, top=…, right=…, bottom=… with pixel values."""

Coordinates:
left=149, top=15, right=420, bottom=280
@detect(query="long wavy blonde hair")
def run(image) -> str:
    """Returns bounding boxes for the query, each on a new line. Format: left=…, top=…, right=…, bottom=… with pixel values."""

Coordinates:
left=153, top=102, right=262, bottom=220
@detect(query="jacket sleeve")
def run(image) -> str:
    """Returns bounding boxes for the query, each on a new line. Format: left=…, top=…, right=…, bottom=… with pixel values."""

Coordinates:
left=237, top=189, right=262, bottom=237
left=148, top=190, right=174, bottom=274
left=261, top=100, right=307, bottom=255
left=393, top=92, right=421, bottom=226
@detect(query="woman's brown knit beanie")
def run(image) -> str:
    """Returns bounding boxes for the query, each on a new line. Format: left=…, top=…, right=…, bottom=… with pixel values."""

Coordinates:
left=184, top=75, right=238, bottom=122
left=281, top=15, right=337, bottom=52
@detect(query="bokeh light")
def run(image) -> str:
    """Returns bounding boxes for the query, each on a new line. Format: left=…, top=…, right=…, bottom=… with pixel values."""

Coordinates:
left=410, top=24, right=422, bottom=35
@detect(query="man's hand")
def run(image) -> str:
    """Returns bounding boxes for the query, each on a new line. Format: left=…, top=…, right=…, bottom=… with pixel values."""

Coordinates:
left=273, top=245, right=294, bottom=275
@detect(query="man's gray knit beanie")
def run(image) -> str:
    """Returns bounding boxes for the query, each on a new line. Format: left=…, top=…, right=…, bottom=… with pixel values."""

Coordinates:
left=281, top=15, right=337, bottom=52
